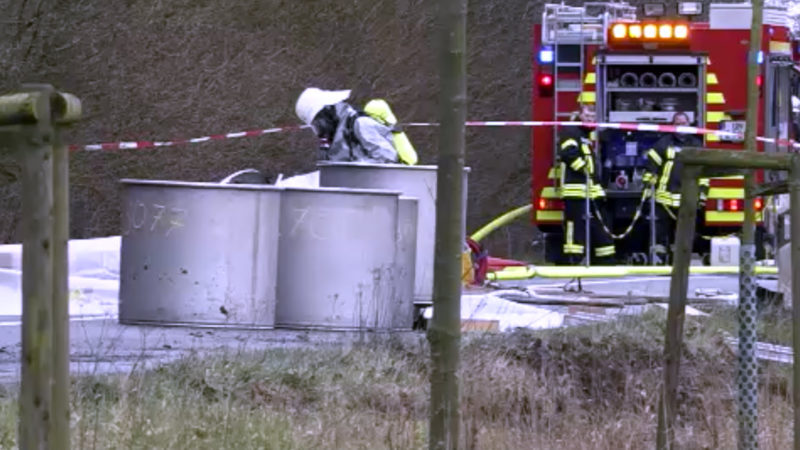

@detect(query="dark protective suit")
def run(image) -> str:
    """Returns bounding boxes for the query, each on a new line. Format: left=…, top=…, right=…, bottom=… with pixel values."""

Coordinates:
left=316, top=103, right=399, bottom=164
left=557, top=126, right=615, bottom=262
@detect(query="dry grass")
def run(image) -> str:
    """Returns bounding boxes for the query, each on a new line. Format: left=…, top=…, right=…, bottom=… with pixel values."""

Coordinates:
left=0, top=308, right=791, bottom=449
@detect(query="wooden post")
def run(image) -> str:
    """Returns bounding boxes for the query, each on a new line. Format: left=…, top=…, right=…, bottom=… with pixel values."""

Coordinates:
left=657, top=165, right=701, bottom=449
left=790, top=154, right=800, bottom=450
left=18, top=87, right=55, bottom=449
left=680, top=148, right=793, bottom=170
left=429, top=0, right=466, bottom=448
left=50, top=122, right=70, bottom=449
left=653, top=147, right=793, bottom=448
left=0, top=86, right=80, bottom=450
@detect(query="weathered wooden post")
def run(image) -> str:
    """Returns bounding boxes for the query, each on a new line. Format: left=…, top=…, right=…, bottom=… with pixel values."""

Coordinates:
left=656, top=148, right=793, bottom=449
left=50, top=89, right=80, bottom=450
left=790, top=154, right=800, bottom=450
left=0, top=85, right=80, bottom=449
left=657, top=164, right=701, bottom=450
left=429, top=0, right=466, bottom=448
left=2, top=87, right=56, bottom=450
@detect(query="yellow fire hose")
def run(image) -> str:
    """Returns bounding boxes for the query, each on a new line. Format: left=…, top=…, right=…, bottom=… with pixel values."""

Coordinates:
left=487, top=264, right=778, bottom=281
left=469, top=204, right=532, bottom=243
left=467, top=203, right=778, bottom=282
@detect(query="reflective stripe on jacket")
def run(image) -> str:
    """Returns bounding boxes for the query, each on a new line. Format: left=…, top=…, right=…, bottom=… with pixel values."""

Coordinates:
left=558, top=127, right=604, bottom=199
left=364, top=99, right=418, bottom=165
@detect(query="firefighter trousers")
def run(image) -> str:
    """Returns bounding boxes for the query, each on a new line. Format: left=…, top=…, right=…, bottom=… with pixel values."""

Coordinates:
left=563, top=198, right=616, bottom=264
left=649, top=202, right=676, bottom=258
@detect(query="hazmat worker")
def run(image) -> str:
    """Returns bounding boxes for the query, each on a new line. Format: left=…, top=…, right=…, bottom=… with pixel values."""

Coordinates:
left=643, top=111, right=703, bottom=261
left=557, top=104, right=616, bottom=264
left=295, top=87, right=418, bottom=165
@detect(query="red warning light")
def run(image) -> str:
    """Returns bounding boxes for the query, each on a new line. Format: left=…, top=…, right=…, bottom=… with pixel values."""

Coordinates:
left=537, top=198, right=548, bottom=210
left=539, top=74, right=553, bottom=87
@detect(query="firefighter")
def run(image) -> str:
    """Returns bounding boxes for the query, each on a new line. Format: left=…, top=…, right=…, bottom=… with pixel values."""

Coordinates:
left=558, top=104, right=616, bottom=264
left=295, top=87, right=417, bottom=164
left=642, top=112, right=703, bottom=260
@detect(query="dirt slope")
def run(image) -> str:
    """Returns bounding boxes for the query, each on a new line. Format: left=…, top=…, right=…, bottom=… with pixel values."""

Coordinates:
left=0, top=0, right=726, bottom=257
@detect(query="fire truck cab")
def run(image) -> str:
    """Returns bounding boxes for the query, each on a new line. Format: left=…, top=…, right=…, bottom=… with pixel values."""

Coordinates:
left=531, top=1, right=798, bottom=265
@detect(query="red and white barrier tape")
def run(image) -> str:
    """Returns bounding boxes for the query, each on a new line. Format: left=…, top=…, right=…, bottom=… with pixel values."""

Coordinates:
left=408, top=121, right=800, bottom=149
left=68, top=125, right=310, bottom=152
left=67, top=120, right=800, bottom=152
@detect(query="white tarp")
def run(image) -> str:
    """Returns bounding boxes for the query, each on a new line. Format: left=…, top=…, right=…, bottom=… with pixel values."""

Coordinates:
left=274, top=171, right=320, bottom=188
left=422, top=293, right=565, bottom=332
left=0, top=236, right=120, bottom=318
left=0, top=235, right=120, bottom=277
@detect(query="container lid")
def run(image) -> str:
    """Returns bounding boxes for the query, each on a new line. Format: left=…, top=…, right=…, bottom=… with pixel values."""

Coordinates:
left=316, top=161, right=471, bottom=173
left=119, top=178, right=284, bottom=192
left=281, top=185, right=404, bottom=196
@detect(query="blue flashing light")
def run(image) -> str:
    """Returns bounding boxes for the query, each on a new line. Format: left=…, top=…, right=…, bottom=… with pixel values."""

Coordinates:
left=757, top=50, right=764, bottom=64
left=539, top=48, right=554, bottom=64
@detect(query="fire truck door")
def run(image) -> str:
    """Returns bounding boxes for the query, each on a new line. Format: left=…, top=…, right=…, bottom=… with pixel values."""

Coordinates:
left=763, top=56, right=793, bottom=255
left=764, top=56, right=792, bottom=181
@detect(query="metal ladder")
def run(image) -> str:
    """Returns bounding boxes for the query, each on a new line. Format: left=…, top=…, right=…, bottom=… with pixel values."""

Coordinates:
left=542, top=2, right=636, bottom=125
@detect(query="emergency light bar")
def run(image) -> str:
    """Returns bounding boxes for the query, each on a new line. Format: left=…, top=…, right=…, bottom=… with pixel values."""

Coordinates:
left=609, top=22, right=690, bottom=44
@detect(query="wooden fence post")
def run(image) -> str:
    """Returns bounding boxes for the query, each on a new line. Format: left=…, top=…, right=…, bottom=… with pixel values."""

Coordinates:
left=657, top=165, right=701, bottom=449
left=790, top=154, right=800, bottom=450
left=18, top=85, right=56, bottom=450
left=429, top=0, right=467, bottom=448
left=0, top=85, right=81, bottom=449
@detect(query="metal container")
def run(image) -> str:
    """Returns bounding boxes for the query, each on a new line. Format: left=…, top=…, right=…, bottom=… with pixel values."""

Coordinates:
left=394, top=196, right=419, bottom=328
left=275, top=187, right=408, bottom=330
left=317, top=162, right=470, bottom=303
left=118, top=179, right=282, bottom=328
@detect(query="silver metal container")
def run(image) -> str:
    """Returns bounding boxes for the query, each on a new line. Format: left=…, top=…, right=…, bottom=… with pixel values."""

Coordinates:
left=118, top=179, right=282, bottom=328
left=275, top=187, right=408, bottom=330
left=316, top=162, right=470, bottom=303
left=394, top=196, right=419, bottom=328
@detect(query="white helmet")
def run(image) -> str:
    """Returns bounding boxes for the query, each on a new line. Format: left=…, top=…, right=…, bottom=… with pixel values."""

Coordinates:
left=295, top=87, right=351, bottom=126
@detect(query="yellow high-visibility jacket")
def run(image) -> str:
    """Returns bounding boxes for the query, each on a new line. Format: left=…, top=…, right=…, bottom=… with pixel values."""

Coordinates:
left=363, top=99, right=418, bottom=165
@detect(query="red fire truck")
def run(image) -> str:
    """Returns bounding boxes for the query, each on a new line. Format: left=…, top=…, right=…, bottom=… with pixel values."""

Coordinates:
left=531, top=1, right=798, bottom=264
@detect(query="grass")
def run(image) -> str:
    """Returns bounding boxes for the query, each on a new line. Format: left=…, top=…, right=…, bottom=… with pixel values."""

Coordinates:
left=0, top=308, right=793, bottom=449
left=699, top=302, right=794, bottom=347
